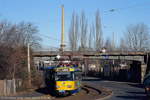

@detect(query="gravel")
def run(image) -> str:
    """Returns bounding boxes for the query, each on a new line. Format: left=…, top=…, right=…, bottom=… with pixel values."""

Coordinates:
left=50, top=83, right=112, bottom=100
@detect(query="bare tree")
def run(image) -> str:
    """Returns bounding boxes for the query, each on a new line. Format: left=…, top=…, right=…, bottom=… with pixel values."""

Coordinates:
left=68, top=11, right=79, bottom=51
left=0, top=20, right=41, bottom=49
left=75, top=14, right=79, bottom=51
left=89, top=25, right=93, bottom=51
left=94, top=9, right=103, bottom=51
left=17, top=22, right=42, bottom=48
left=105, top=37, right=113, bottom=52
left=91, top=21, right=96, bottom=50
left=0, top=20, right=41, bottom=80
left=80, top=10, right=88, bottom=51
left=122, top=23, right=150, bottom=51
left=118, top=39, right=126, bottom=51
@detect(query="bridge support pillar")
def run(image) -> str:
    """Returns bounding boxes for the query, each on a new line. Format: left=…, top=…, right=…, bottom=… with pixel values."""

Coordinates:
left=96, top=60, right=99, bottom=76
left=141, top=64, right=147, bottom=83
left=84, top=59, right=88, bottom=76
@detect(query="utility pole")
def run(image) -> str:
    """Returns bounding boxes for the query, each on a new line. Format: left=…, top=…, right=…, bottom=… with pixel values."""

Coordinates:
left=113, top=32, right=114, bottom=51
left=84, top=59, right=87, bottom=76
left=104, top=25, right=115, bottom=51
left=27, top=25, right=31, bottom=85
left=104, top=25, right=115, bottom=79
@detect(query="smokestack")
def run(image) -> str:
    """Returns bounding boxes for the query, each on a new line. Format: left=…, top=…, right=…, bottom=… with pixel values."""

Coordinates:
left=60, top=5, right=65, bottom=51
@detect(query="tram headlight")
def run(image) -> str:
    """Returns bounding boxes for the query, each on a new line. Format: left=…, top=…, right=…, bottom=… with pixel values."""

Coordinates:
left=56, top=85, right=60, bottom=88
left=67, top=85, right=71, bottom=88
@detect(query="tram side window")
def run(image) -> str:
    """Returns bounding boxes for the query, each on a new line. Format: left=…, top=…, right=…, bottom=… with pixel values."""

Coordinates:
left=74, top=73, right=82, bottom=80
left=47, top=70, right=50, bottom=79
left=43, top=70, right=46, bottom=78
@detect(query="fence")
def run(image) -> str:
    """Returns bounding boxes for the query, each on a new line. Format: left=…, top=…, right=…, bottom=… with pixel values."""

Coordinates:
left=0, top=79, right=22, bottom=96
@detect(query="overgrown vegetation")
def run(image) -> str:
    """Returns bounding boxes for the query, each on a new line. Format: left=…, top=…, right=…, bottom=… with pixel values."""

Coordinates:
left=0, top=19, right=43, bottom=92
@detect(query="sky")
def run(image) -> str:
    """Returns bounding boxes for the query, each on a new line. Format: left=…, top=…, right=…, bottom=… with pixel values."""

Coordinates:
left=0, top=0, right=150, bottom=50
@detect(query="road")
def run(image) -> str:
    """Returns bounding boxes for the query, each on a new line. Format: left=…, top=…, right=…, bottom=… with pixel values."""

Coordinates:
left=83, top=76, right=147, bottom=100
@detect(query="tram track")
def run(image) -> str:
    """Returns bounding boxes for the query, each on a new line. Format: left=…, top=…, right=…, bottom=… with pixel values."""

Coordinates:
left=49, top=83, right=111, bottom=100
left=14, top=83, right=112, bottom=100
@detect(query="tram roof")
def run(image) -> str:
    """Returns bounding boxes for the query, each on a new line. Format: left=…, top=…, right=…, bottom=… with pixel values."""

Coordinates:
left=56, top=66, right=81, bottom=72
left=43, top=66, right=55, bottom=69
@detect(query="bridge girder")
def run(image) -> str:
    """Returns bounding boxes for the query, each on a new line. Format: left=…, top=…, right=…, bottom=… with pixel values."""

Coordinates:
left=86, top=56, right=145, bottom=63
left=33, top=51, right=147, bottom=63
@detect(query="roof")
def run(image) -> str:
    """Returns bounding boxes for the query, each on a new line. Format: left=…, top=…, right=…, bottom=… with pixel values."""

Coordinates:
left=43, top=66, right=55, bottom=69
left=56, top=66, right=81, bottom=72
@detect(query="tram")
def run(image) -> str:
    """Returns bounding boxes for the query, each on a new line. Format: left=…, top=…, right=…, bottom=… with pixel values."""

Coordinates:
left=43, top=61, right=82, bottom=95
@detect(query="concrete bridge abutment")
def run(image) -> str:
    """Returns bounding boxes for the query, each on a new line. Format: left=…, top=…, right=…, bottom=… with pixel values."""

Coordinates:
left=141, top=63, right=147, bottom=83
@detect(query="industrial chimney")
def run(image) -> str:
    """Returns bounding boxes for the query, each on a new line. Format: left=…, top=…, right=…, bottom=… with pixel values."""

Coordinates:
left=60, top=5, right=65, bottom=51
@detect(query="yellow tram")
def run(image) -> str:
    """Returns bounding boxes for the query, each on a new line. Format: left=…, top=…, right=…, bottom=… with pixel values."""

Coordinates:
left=55, top=64, right=82, bottom=95
left=43, top=62, right=82, bottom=95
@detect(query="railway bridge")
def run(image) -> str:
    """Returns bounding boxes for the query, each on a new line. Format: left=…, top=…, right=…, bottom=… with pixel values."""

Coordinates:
left=33, top=51, right=150, bottom=83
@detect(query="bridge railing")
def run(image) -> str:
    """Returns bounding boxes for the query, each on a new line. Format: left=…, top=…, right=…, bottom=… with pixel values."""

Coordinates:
left=33, top=47, right=71, bottom=52
left=32, top=46, right=149, bottom=54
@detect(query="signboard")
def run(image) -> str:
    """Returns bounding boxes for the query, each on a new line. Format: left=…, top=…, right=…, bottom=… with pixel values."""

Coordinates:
left=105, top=55, right=109, bottom=59
left=56, top=55, right=61, bottom=59
left=101, top=47, right=106, bottom=53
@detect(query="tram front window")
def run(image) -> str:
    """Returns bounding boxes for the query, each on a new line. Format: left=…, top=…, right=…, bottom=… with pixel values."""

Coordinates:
left=56, top=72, right=72, bottom=81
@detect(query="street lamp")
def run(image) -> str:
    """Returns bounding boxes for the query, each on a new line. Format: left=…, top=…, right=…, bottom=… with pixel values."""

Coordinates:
left=104, top=25, right=114, bottom=51
left=104, top=25, right=115, bottom=79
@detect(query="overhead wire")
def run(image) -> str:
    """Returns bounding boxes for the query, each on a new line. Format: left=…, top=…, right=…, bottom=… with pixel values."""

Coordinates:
left=34, top=2, right=150, bottom=25
left=36, top=17, right=71, bottom=24
left=40, top=44, right=59, bottom=48
left=36, top=33, right=69, bottom=43
left=109, top=3, right=150, bottom=12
